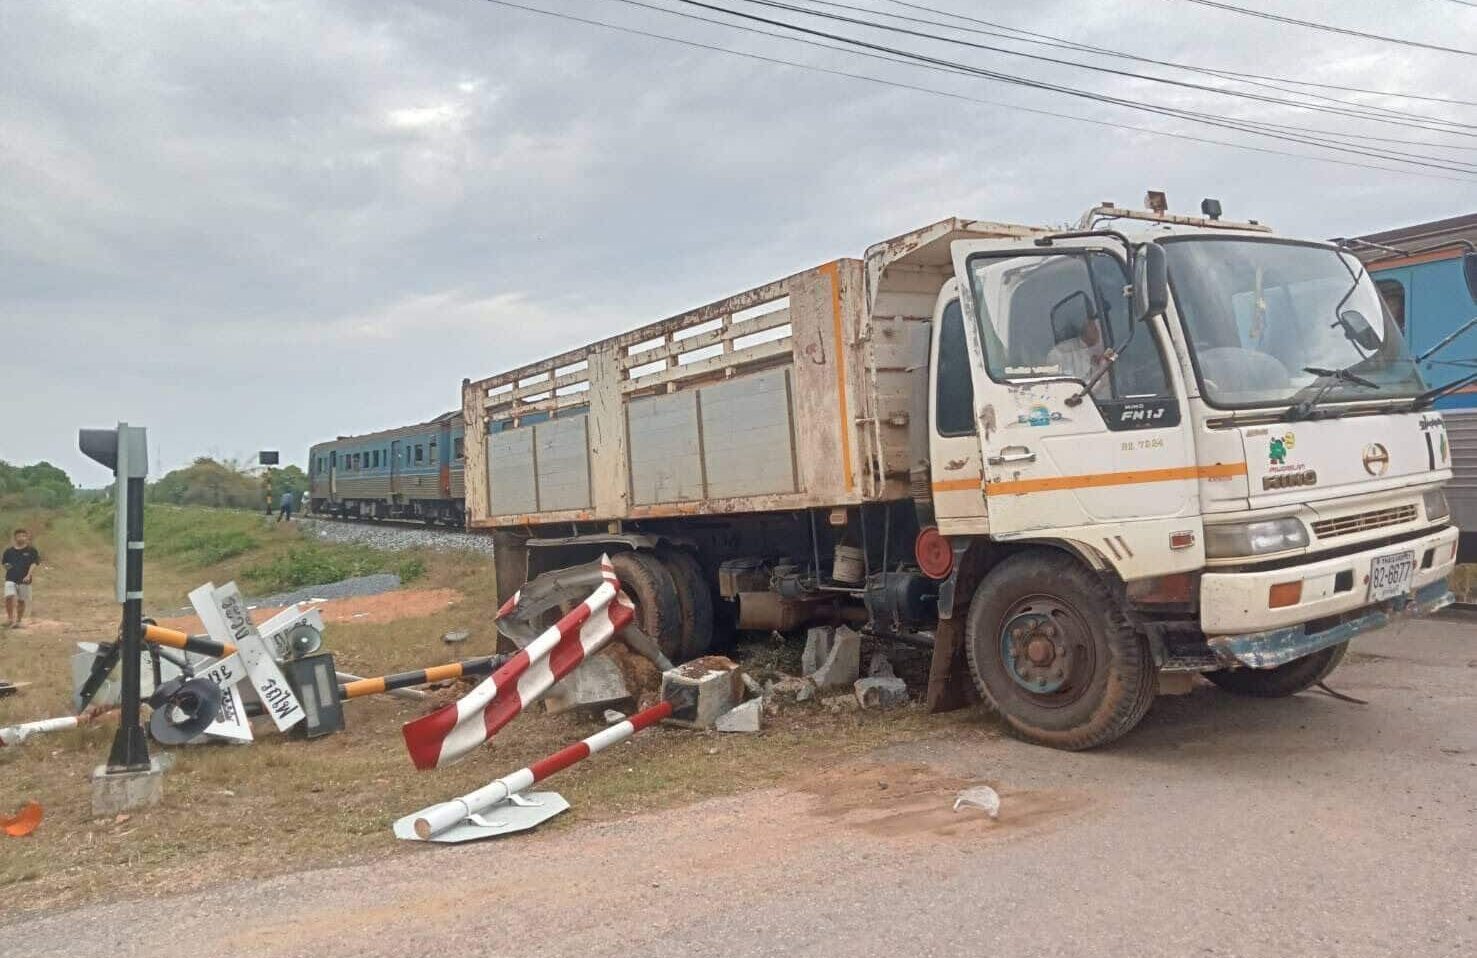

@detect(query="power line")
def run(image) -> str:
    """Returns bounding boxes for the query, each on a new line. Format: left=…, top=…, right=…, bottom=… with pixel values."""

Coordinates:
left=665, top=0, right=1477, bottom=172
left=472, top=0, right=1477, bottom=180
left=1176, top=0, right=1476, bottom=56
left=877, top=0, right=1477, bottom=108
left=729, top=0, right=1477, bottom=137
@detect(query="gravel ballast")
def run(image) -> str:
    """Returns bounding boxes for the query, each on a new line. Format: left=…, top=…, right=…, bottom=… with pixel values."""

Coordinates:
left=297, top=517, right=497, bottom=558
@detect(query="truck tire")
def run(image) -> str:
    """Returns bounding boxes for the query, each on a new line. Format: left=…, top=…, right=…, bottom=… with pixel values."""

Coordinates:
left=1204, top=642, right=1348, bottom=698
left=657, top=547, right=714, bottom=661
left=964, top=550, right=1155, bottom=750
left=610, top=551, right=685, bottom=662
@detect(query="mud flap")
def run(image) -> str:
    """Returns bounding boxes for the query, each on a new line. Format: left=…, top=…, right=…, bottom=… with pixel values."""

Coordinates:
left=926, top=615, right=976, bottom=712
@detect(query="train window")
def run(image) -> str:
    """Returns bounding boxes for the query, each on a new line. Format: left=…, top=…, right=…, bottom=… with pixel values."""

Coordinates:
left=454, top=437, right=465, bottom=460
left=374, top=450, right=381, bottom=468
left=330, top=451, right=337, bottom=467
left=1375, top=278, right=1406, bottom=332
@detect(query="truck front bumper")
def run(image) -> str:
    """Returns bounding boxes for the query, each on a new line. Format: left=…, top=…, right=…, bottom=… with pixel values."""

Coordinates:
left=1200, top=524, right=1458, bottom=669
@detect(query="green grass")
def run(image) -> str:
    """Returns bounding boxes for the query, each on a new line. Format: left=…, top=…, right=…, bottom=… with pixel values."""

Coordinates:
left=240, top=543, right=426, bottom=594
left=74, top=501, right=429, bottom=599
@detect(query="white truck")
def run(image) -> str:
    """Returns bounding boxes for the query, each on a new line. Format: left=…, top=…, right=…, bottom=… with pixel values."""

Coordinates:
left=462, top=196, right=1464, bottom=749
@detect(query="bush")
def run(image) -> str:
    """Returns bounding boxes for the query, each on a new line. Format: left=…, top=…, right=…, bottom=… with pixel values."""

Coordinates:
left=0, top=460, right=74, bottom=509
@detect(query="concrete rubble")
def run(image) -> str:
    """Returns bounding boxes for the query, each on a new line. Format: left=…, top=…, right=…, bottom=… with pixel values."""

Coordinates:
left=854, top=675, right=909, bottom=710
left=660, top=656, right=744, bottom=729
left=543, top=653, right=631, bottom=716
left=766, top=675, right=817, bottom=705
left=715, top=698, right=762, bottom=733
left=802, top=626, right=861, bottom=691
left=867, top=651, right=896, bottom=679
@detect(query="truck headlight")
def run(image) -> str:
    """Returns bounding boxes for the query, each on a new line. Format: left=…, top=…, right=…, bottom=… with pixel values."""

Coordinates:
left=1423, top=488, right=1450, bottom=523
left=1204, top=517, right=1308, bottom=558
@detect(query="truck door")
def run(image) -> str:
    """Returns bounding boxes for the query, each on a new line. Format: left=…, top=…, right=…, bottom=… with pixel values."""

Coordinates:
left=949, top=238, right=1205, bottom=578
left=929, top=281, right=988, bottom=529
left=329, top=450, right=338, bottom=500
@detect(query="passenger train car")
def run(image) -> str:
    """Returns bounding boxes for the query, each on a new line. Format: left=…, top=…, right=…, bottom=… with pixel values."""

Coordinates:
left=308, top=412, right=466, bottom=524
left=1356, top=212, right=1477, bottom=551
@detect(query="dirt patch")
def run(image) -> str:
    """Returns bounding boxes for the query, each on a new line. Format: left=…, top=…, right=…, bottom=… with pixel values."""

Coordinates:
left=153, top=588, right=463, bottom=632
left=797, top=761, right=1089, bottom=841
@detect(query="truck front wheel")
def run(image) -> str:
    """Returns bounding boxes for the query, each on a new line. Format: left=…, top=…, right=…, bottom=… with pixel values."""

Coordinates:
left=964, top=551, right=1155, bottom=750
left=1204, top=642, right=1347, bottom=698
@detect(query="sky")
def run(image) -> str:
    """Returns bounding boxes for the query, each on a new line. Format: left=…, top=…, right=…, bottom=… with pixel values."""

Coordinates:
left=2, top=0, right=1474, bottom=484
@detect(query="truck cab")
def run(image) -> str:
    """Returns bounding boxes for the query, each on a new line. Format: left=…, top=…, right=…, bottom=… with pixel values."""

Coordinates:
left=911, top=201, right=1461, bottom=747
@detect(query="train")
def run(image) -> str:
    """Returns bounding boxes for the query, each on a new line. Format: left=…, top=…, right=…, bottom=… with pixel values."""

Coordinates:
left=307, top=412, right=466, bottom=524
left=1354, top=212, right=1477, bottom=555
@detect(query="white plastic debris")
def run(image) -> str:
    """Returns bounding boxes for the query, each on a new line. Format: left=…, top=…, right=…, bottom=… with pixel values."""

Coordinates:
left=603, top=709, right=627, bottom=725
left=952, top=785, right=1001, bottom=819
left=442, top=629, right=470, bottom=645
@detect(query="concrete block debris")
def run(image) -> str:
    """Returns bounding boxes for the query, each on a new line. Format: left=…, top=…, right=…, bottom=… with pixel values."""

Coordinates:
left=952, top=785, right=1001, bottom=819
left=766, top=675, right=817, bottom=704
left=659, top=656, right=744, bottom=729
left=807, top=626, right=861, bottom=691
left=545, top=653, right=631, bottom=716
left=854, top=676, right=909, bottom=710
left=715, top=698, right=762, bottom=733
left=867, top=651, right=896, bottom=679
left=90, top=758, right=166, bottom=818
left=802, top=626, right=834, bottom=676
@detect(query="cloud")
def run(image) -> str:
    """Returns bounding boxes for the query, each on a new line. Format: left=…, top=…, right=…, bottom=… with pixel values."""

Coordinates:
left=2, top=0, right=1473, bottom=479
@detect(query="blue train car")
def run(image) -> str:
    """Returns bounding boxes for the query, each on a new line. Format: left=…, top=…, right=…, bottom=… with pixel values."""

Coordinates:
left=308, top=412, right=466, bottom=525
left=1356, top=213, right=1477, bottom=545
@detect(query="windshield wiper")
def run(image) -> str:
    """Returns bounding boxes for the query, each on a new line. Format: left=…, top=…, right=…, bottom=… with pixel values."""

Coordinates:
left=1285, top=365, right=1379, bottom=421
left=1410, top=369, right=1477, bottom=411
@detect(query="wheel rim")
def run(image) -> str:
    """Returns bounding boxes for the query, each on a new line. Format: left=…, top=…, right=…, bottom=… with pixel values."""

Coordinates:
left=998, top=594, right=1096, bottom=706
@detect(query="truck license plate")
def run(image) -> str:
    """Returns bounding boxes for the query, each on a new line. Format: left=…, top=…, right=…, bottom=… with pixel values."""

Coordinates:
left=1368, top=552, right=1415, bottom=602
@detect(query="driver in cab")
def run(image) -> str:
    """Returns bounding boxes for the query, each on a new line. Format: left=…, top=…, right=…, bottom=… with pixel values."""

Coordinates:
left=1047, top=314, right=1110, bottom=397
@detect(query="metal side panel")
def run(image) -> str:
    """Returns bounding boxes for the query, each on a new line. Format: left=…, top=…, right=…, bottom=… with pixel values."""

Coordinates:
left=699, top=367, right=797, bottom=499
left=627, top=391, right=704, bottom=505
left=489, top=428, right=537, bottom=517
left=535, top=415, right=592, bottom=512
left=1445, top=409, right=1477, bottom=531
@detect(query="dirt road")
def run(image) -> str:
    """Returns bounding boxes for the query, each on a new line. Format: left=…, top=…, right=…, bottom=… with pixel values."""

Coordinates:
left=5, top=615, right=1473, bottom=958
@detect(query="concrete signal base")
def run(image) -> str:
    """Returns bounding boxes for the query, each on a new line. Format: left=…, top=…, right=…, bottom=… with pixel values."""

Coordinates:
left=91, top=758, right=165, bottom=818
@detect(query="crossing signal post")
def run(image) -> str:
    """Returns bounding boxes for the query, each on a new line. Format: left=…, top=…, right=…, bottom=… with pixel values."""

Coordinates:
left=79, top=423, right=152, bottom=773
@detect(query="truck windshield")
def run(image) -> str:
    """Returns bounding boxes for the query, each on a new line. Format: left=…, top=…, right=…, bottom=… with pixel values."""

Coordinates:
left=1164, top=238, right=1424, bottom=409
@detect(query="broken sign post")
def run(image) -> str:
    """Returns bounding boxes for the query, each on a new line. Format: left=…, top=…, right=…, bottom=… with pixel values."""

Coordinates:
left=188, top=582, right=305, bottom=736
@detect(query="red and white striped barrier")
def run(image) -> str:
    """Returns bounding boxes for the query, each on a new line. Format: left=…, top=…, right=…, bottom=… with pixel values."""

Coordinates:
left=401, top=557, right=634, bottom=770
left=1, top=714, right=89, bottom=747
left=397, top=699, right=673, bottom=842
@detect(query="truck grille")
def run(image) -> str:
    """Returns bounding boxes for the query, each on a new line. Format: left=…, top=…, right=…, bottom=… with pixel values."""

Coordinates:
left=1311, top=505, right=1417, bottom=539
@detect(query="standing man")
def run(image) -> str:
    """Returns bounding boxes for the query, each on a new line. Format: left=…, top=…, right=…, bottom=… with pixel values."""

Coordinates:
left=278, top=489, right=294, bottom=522
left=3, top=528, right=40, bottom=629
left=300, top=488, right=310, bottom=516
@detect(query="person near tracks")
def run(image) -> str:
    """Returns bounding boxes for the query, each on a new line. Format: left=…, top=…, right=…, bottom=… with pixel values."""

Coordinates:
left=3, top=528, right=40, bottom=629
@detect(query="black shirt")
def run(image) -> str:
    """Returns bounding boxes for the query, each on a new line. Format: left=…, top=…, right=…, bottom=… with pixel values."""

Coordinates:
left=3, top=546, right=39, bottom=583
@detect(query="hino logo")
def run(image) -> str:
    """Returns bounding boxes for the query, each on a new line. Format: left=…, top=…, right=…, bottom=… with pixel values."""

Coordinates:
left=1362, top=443, right=1390, bottom=477
left=1263, top=470, right=1317, bottom=490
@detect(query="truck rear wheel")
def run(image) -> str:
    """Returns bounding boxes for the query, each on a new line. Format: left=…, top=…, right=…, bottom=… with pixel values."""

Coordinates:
left=964, top=551, right=1155, bottom=750
left=1204, top=642, right=1348, bottom=698
left=610, top=551, right=685, bottom=662
left=657, top=547, right=714, bottom=661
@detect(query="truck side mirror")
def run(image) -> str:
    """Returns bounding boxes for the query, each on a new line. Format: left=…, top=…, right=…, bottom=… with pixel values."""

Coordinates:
left=1464, top=250, right=1477, bottom=305
left=1133, top=243, right=1168, bottom=322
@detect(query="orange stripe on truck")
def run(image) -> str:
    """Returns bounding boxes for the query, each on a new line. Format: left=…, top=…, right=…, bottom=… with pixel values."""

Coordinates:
left=987, top=462, right=1247, bottom=495
left=820, top=261, right=854, bottom=492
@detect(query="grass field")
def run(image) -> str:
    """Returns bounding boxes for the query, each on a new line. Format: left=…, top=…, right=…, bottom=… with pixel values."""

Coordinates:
left=0, top=506, right=966, bottom=917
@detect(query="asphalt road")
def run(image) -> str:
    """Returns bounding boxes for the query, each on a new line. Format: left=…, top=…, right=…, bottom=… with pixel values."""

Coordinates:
left=5, top=614, right=1474, bottom=958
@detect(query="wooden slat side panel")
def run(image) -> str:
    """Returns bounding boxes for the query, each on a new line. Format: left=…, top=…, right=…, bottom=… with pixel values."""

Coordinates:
left=628, top=392, right=704, bottom=505
left=700, top=368, right=796, bottom=499
left=535, top=415, right=592, bottom=512
left=489, top=428, right=538, bottom=517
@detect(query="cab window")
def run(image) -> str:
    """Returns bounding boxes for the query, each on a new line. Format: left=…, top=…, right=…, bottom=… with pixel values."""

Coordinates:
left=967, top=249, right=1178, bottom=429
left=935, top=299, right=975, bottom=436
